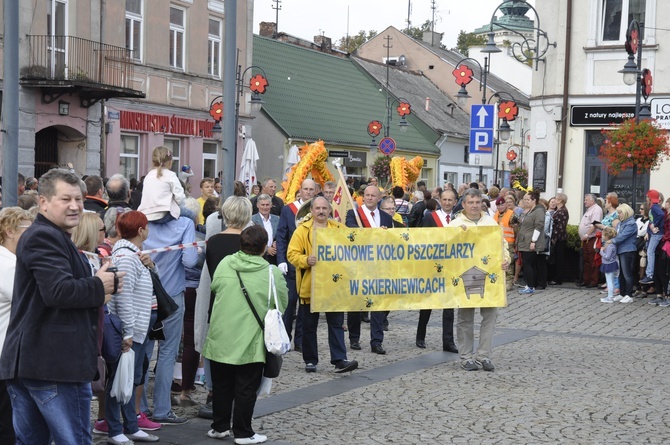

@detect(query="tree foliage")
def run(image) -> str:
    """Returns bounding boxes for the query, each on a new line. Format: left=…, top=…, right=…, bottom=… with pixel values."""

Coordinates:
left=454, top=31, right=486, bottom=56
left=403, top=20, right=433, bottom=41
left=336, top=30, right=378, bottom=53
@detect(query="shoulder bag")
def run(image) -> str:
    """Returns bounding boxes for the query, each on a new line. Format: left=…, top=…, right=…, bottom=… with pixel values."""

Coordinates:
left=236, top=269, right=283, bottom=379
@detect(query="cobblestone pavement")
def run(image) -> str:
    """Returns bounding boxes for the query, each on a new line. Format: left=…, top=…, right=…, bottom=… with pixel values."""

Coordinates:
left=93, top=284, right=670, bottom=444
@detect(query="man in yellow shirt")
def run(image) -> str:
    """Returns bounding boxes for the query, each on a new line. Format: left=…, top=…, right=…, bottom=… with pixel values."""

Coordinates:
left=196, top=178, right=215, bottom=225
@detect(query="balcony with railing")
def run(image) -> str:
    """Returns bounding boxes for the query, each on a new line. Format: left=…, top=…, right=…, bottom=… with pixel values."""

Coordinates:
left=22, top=35, right=145, bottom=107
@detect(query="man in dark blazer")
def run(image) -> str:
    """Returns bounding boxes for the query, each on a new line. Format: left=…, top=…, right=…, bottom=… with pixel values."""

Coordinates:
left=416, top=188, right=459, bottom=353
left=252, top=193, right=280, bottom=265
left=251, top=178, right=284, bottom=216
left=346, top=185, right=394, bottom=355
left=0, top=168, right=121, bottom=444
left=276, top=179, right=316, bottom=351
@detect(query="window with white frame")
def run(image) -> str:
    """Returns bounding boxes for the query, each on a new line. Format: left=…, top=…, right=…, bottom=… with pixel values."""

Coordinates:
left=443, top=172, right=458, bottom=185
left=202, top=142, right=218, bottom=179
left=125, top=0, right=143, bottom=61
left=47, top=0, right=67, bottom=78
left=602, top=0, right=646, bottom=42
left=169, top=6, right=185, bottom=69
left=208, top=18, right=222, bottom=77
left=463, top=173, right=472, bottom=184
left=163, top=138, right=181, bottom=174
left=120, top=134, right=140, bottom=181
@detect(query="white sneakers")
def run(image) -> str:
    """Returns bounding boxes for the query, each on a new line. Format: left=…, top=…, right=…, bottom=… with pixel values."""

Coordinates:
left=620, top=295, right=634, bottom=303
left=613, top=295, right=624, bottom=302
left=207, top=429, right=231, bottom=440
left=235, top=434, right=268, bottom=444
left=602, top=295, right=634, bottom=303
left=600, top=296, right=614, bottom=303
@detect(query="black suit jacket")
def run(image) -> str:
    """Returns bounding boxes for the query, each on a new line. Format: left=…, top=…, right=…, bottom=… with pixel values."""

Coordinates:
left=276, top=203, right=300, bottom=275
left=345, top=207, right=394, bottom=228
left=0, top=214, right=106, bottom=382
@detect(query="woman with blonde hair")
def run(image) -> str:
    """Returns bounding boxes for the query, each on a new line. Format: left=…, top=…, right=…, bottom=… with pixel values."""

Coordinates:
left=72, top=212, right=106, bottom=258
left=0, top=207, right=34, bottom=443
left=611, top=203, right=639, bottom=302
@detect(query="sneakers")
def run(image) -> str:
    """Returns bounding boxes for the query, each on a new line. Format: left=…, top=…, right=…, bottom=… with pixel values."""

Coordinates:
left=659, top=298, right=670, bottom=307
left=619, top=295, right=634, bottom=303
left=194, top=374, right=206, bottom=386
left=518, top=286, right=535, bottom=295
left=137, top=412, right=161, bottom=431
left=640, top=276, right=654, bottom=284
left=513, top=281, right=527, bottom=288
left=613, top=295, right=624, bottom=302
left=305, top=363, right=317, bottom=373
left=477, top=359, right=495, bottom=372
left=334, top=360, right=358, bottom=373
left=207, top=429, right=231, bottom=439
left=93, top=419, right=108, bottom=434
left=126, top=431, right=159, bottom=442
left=153, top=411, right=188, bottom=425
left=234, top=433, right=268, bottom=444
left=600, top=296, right=614, bottom=303
left=648, top=296, right=664, bottom=306
left=461, top=360, right=480, bottom=371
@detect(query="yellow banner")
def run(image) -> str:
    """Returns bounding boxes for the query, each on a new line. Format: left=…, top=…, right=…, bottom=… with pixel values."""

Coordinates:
left=312, top=226, right=506, bottom=312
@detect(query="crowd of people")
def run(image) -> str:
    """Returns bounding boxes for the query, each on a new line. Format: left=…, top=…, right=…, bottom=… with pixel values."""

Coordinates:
left=0, top=144, right=665, bottom=444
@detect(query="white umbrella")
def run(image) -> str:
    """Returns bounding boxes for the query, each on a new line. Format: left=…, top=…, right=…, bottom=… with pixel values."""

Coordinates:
left=285, top=144, right=300, bottom=179
left=238, top=138, right=259, bottom=196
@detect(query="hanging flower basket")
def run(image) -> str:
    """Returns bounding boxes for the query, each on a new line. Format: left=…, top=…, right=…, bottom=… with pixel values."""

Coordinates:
left=599, top=118, right=670, bottom=175
left=510, top=167, right=528, bottom=189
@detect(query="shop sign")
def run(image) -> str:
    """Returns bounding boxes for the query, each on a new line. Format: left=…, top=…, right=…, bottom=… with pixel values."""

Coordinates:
left=119, top=111, right=216, bottom=137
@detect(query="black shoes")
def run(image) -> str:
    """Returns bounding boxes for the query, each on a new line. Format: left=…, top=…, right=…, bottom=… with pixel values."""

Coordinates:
left=334, top=360, right=358, bottom=373
left=443, top=343, right=458, bottom=353
left=371, top=344, right=386, bottom=355
left=362, top=314, right=370, bottom=323
left=305, top=363, right=317, bottom=373
left=350, top=341, right=361, bottom=350
left=415, top=340, right=426, bottom=349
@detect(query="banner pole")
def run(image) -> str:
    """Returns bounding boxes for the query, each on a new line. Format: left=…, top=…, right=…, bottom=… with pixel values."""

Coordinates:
left=333, top=160, right=362, bottom=227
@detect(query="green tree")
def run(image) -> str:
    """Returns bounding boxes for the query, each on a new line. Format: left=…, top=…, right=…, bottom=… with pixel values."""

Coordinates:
left=454, top=31, right=486, bottom=56
left=336, top=30, right=378, bottom=53
left=403, top=20, right=433, bottom=41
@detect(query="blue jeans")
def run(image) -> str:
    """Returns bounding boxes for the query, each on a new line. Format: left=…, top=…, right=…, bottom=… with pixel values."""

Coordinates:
left=605, top=271, right=616, bottom=299
left=105, top=350, right=140, bottom=437
left=140, top=311, right=157, bottom=414
left=618, top=251, right=637, bottom=297
left=153, top=291, right=185, bottom=419
left=646, top=233, right=662, bottom=278
left=7, top=378, right=92, bottom=444
left=300, top=303, right=347, bottom=365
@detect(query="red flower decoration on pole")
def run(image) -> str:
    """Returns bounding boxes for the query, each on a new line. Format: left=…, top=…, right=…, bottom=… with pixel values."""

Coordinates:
left=629, top=28, right=639, bottom=55
left=368, top=120, right=383, bottom=137
left=506, top=149, right=517, bottom=161
left=452, top=64, right=474, bottom=86
left=599, top=118, right=669, bottom=175
left=209, top=101, right=223, bottom=122
left=498, top=101, right=518, bottom=121
left=249, top=74, right=268, bottom=94
left=397, top=102, right=411, bottom=117
left=642, top=68, right=653, bottom=99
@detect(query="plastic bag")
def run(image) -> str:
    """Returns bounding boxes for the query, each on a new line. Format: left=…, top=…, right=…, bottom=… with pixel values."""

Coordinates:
left=264, top=267, right=291, bottom=356
left=110, top=349, right=135, bottom=405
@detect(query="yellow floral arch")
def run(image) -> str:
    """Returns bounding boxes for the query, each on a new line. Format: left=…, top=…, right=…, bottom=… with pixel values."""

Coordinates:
left=278, top=140, right=334, bottom=203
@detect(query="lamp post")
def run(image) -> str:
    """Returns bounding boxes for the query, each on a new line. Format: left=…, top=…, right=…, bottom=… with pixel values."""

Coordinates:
left=367, top=35, right=412, bottom=156
left=618, top=20, right=652, bottom=210
left=209, top=64, right=268, bottom=172
left=452, top=53, right=517, bottom=183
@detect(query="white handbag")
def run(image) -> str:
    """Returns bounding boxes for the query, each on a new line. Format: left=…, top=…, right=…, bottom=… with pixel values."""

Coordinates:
left=264, top=266, right=291, bottom=356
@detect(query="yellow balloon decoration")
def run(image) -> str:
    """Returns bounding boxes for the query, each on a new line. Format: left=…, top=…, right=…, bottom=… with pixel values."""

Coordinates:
left=278, top=140, right=335, bottom=203
left=390, top=155, right=423, bottom=188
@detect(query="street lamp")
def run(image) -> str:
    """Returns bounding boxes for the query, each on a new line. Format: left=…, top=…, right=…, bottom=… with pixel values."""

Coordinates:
left=617, top=20, right=653, bottom=210
left=208, top=64, right=268, bottom=162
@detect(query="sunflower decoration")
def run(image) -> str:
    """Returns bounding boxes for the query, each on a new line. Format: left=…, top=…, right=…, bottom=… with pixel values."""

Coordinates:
left=389, top=155, right=424, bottom=188
left=278, top=140, right=334, bottom=203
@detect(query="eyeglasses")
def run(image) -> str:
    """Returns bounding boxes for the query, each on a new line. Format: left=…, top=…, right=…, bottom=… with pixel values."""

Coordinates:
left=99, top=227, right=106, bottom=232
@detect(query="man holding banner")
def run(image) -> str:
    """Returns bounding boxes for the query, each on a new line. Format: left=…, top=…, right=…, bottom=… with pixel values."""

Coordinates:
left=449, top=188, right=510, bottom=372
left=416, top=188, right=459, bottom=353
left=345, top=186, right=394, bottom=354
left=288, top=197, right=358, bottom=373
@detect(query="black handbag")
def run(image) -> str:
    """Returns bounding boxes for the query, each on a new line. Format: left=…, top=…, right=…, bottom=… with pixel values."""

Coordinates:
left=148, top=269, right=179, bottom=340
left=236, top=271, right=282, bottom=378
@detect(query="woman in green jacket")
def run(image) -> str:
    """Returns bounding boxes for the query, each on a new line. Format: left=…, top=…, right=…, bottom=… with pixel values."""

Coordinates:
left=203, top=225, right=288, bottom=444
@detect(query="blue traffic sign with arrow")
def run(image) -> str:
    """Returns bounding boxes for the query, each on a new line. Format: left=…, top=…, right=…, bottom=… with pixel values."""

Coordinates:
left=470, top=104, right=495, bottom=154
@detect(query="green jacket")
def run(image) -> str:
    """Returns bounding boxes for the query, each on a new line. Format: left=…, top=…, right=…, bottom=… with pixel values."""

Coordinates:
left=203, top=251, right=288, bottom=365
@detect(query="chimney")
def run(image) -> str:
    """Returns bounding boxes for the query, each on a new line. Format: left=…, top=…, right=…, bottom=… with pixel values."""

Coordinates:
left=314, top=35, right=332, bottom=51
left=259, top=22, right=277, bottom=37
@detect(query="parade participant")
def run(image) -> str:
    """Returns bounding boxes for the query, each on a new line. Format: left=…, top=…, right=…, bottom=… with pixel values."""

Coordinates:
left=346, top=185, right=394, bottom=354
left=0, top=207, right=33, bottom=444
left=578, top=194, right=603, bottom=288
left=196, top=178, right=216, bottom=225
left=449, top=188, right=510, bottom=372
left=251, top=194, right=279, bottom=265
left=494, top=194, right=518, bottom=291
left=322, top=181, right=337, bottom=203
left=144, top=199, right=198, bottom=425
left=0, top=169, right=122, bottom=443
left=379, top=196, right=405, bottom=227
left=251, top=178, right=284, bottom=216
left=288, top=197, right=358, bottom=373
left=203, top=225, right=287, bottom=444
left=276, top=179, right=316, bottom=351
left=415, top=189, right=458, bottom=352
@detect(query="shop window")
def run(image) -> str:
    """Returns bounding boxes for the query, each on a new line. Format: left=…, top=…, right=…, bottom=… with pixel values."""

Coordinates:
left=164, top=138, right=181, bottom=174
left=120, top=134, right=140, bottom=181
